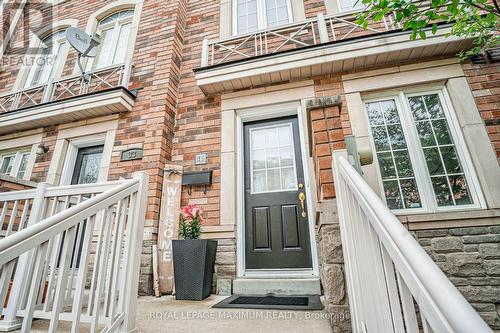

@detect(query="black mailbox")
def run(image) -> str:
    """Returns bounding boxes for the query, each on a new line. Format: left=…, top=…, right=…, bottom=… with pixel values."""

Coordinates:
left=182, top=171, right=212, bottom=194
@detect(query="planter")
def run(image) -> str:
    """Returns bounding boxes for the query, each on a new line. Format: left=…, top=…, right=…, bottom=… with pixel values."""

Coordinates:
left=172, top=239, right=217, bottom=300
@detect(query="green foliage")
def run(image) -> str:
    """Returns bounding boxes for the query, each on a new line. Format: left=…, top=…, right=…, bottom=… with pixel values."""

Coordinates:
left=178, top=215, right=201, bottom=239
left=355, top=0, right=500, bottom=60
left=178, top=204, right=204, bottom=239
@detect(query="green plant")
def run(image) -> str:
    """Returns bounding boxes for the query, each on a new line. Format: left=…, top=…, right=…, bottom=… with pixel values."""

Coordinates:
left=178, top=204, right=204, bottom=239
left=355, top=0, right=499, bottom=60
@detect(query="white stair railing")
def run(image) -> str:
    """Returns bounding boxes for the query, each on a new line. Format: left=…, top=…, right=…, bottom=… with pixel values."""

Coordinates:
left=0, top=173, right=148, bottom=333
left=332, top=151, right=492, bottom=333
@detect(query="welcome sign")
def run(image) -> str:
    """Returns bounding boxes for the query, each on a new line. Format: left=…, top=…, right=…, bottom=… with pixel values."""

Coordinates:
left=157, top=164, right=183, bottom=294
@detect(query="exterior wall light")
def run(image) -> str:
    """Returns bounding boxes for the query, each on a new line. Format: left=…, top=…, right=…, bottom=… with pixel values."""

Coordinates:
left=36, top=143, right=49, bottom=156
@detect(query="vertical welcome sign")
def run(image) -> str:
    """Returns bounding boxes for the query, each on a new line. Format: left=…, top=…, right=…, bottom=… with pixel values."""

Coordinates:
left=157, top=164, right=183, bottom=294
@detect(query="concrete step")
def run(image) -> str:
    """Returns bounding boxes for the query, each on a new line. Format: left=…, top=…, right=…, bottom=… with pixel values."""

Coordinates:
left=232, top=278, right=321, bottom=296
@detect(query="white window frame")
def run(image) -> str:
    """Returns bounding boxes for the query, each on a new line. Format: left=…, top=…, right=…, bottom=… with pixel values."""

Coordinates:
left=23, top=30, right=69, bottom=88
left=232, top=0, right=293, bottom=36
left=91, top=10, right=134, bottom=70
left=0, top=150, right=32, bottom=179
left=364, top=87, right=486, bottom=215
left=336, top=0, right=366, bottom=14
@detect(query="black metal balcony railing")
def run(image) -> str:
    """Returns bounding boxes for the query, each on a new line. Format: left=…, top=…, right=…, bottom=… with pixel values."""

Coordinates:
left=200, top=12, right=401, bottom=67
left=0, top=61, right=132, bottom=113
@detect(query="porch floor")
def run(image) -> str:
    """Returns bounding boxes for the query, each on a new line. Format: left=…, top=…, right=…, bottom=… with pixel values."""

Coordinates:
left=21, top=295, right=334, bottom=332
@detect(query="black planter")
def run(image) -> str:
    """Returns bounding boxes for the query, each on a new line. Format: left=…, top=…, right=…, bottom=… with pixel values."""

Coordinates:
left=172, top=239, right=218, bottom=300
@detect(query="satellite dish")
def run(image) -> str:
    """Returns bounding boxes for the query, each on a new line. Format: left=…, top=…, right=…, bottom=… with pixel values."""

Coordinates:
left=66, top=27, right=101, bottom=81
left=66, top=27, right=99, bottom=57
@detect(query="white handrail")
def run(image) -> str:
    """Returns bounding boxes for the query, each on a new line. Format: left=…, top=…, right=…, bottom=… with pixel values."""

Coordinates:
left=0, top=178, right=138, bottom=261
left=0, top=173, right=148, bottom=333
left=332, top=150, right=492, bottom=333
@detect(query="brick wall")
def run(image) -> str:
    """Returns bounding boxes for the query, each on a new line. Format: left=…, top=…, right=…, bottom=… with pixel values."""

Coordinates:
left=0, top=0, right=190, bottom=294
left=462, top=61, right=500, bottom=163
left=304, top=0, right=327, bottom=18
left=310, top=75, right=352, bottom=201
left=173, top=0, right=222, bottom=225
left=0, top=175, right=36, bottom=192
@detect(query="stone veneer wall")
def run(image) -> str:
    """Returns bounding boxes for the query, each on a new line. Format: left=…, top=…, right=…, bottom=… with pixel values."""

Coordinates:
left=213, top=238, right=237, bottom=295
left=316, top=200, right=351, bottom=333
left=413, top=225, right=500, bottom=329
left=318, top=209, right=500, bottom=332
left=317, top=224, right=351, bottom=332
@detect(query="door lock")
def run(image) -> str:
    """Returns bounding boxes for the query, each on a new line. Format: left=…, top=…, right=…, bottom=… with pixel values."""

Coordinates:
left=298, top=192, right=306, bottom=218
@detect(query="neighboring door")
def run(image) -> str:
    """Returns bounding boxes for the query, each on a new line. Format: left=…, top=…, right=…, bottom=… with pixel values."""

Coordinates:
left=64, top=145, right=104, bottom=268
left=244, top=116, right=312, bottom=269
left=71, top=145, right=104, bottom=185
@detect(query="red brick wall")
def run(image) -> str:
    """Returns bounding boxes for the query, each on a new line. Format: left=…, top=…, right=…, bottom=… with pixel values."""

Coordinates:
left=0, top=177, right=35, bottom=192
left=304, top=0, right=327, bottom=18
left=0, top=0, right=189, bottom=294
left=173, top=0, right=222, bottom=225
left=311, top=75, right=352, bottom=200
left=462, top=61, right=500, bottom=163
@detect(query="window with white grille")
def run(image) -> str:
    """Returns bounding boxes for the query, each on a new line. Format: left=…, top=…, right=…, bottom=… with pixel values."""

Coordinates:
left=365, top=90, right=484, bottom=213
left=0, top=150, right=31, bottom=180
left=234, top=0, right=292, bottom=35
left=93, top=10, right=134, bottom=69
left=24, top=30, right=68, bottom=88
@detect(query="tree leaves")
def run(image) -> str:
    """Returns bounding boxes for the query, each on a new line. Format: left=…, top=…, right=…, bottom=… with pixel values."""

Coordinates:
left=356, top=0, right=499, bottom=60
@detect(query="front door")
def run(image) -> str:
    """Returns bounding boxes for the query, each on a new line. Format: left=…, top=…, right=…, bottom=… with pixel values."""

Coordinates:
left=244, top=116, right=312, bottom=269
left=71, top=145, right=104, bottom=185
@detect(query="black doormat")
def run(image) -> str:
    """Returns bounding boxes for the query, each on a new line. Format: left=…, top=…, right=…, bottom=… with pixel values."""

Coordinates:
left=213, top=294, right=322, bottom=310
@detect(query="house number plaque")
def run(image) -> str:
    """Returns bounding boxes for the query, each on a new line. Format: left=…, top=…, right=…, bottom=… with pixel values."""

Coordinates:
left=121, top=148, right=143, bottom=161
left=195, top=153, right=208, bottom=165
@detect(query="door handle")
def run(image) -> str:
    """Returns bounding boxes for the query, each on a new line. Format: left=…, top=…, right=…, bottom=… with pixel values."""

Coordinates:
left=298, top=192, right=306, bottom=218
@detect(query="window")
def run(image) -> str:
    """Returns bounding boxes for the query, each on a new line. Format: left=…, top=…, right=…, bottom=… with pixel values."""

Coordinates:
left=93, top=10, right=134, bottom=69
left=0, top=150, right=31, bottom=179
left=250, top=123, right=298, bottom=193
left=24, top=30, right=68, bottom=88
left=365, top=90, right=482, bottom=213
left=234, top=0, right=292, bottom=35
left=337, top=0, right=365, bottom=12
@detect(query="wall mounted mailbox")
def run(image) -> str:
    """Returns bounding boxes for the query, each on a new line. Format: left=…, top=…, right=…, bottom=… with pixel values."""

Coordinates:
left=182, top=171, right=212, bottom=194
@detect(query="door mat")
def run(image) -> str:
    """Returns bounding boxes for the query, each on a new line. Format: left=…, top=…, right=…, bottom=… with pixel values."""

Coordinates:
left=212, top=295, right=322, bottom=310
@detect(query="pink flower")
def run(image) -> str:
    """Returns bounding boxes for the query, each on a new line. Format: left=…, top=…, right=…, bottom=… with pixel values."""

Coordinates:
left=180, top=204, right=205, bottom=223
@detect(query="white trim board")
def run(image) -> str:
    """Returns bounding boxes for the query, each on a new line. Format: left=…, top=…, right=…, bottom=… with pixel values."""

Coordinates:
left=0, top=89, right=134, bottom=136
left=195, top=27, right=472, bottom=94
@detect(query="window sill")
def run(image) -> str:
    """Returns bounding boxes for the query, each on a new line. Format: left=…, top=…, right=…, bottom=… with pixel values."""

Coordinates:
left=0, top=173, right=37, bottom=188
left=398, top=208, right=500, bottom=230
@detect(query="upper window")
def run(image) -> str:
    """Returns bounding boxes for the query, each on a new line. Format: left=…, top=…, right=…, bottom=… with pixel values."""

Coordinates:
left=365, top=90, right=483, bottom=213
left=234, top=0, right=292, bottom=35
left=93, top=10, right=134, bottom=69
left=337, top=0, right=365, bottom=12
left=24, top=30, right=68, bottom=88
left=0, top=150, right=31, bottom=180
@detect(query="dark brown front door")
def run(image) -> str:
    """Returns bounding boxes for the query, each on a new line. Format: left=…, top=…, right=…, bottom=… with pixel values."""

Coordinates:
left=244, top=116, right=312, bottom=269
